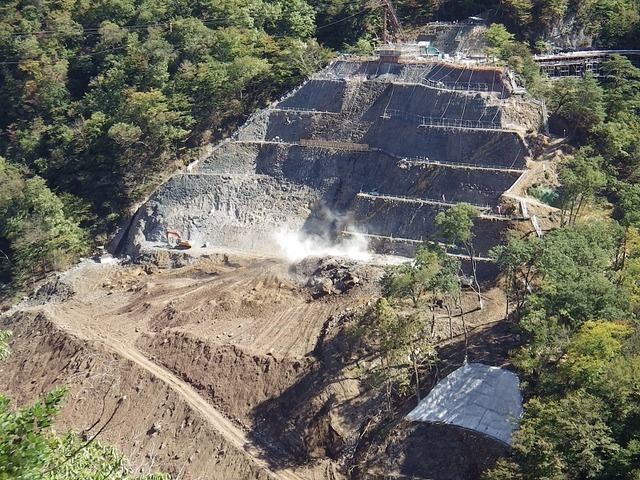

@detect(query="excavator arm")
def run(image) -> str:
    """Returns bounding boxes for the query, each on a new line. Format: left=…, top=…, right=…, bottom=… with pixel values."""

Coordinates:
left=166, top=230, right=192, bottom=249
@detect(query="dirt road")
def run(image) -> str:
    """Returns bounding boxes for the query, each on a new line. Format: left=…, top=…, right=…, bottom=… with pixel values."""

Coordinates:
left=2, top=250, right=509, bottom=479
left=47, top=302, right=304, bottom=480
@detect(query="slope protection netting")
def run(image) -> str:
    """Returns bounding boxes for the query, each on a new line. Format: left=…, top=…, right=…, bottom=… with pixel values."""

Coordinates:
left=362, top=118, right=527, bottom=169
left=324, top=61, right=507, bottom=96
left=363, top=84, right=503, bottom=127
left=277, top=79, right=346, bottom=113
left=129, top=58, right=538, bottom=260
left=350, top=198, right=508, bottom=257
left=237, top=107, right=526, bottom=171
left=251, top=145, right=520, bottom=207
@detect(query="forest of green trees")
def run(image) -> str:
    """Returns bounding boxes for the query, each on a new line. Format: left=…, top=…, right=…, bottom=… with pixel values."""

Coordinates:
left=0, top=0, right=330, bottom=290
left=1, top=0, right=640, bottom=478
left=0, top=0, right=639, bottom=291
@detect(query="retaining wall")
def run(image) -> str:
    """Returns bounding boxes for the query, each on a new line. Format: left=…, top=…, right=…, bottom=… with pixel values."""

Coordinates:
left=351, top=197, right=507, bottom=257
left=362, top=84, right=503, bottom=125
left=254, top=144, right=520, bottom=207
left=127, top=57, right=541, bottom=260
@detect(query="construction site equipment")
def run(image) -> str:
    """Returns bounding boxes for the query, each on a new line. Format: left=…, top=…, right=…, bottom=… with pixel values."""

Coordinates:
left=166, top=230, right=192, bottom=249
left=367, top=0, right=402, bottom=43
left=534, top=50, right=640, bottom=78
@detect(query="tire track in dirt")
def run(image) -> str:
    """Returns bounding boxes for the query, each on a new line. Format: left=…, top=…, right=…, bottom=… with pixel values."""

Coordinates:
left=44, top=306, right=305, bottom=480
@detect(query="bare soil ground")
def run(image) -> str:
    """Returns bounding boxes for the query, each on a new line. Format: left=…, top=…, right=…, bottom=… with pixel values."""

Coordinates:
left=1, top=249, right=513, bottom=480
left=496, top=133, right=568, bottom=239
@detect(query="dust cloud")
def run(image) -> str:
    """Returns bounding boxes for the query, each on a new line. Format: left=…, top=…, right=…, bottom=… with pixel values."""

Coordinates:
left=274, top=229, right=372, bottom=262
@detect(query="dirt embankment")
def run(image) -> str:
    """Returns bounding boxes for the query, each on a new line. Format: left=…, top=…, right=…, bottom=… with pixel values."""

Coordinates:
left=0, top=255, right=387, bottom=479
left=1, top=311, right=278, bottom=480
left=0, top=251, right=517, bottom=479
left=139, top=332, right=313, bottom=427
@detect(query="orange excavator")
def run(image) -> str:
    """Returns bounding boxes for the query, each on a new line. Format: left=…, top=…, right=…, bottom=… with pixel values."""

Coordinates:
left=166, top=229, right=192, bottom=249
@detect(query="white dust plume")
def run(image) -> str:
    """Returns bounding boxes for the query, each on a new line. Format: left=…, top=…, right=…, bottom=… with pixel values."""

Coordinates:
left=274, top=229, right=372, bottom=262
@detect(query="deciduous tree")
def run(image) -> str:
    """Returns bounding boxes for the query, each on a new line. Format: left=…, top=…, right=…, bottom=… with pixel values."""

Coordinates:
left=435, top=203, right=482, bottom=309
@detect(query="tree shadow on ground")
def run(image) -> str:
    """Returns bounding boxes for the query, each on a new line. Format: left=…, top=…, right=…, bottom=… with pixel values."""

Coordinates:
left=380, top=422, right=510, bottom=480
left=246, top=296, right=522, bottom=475
left=246, top=315, right=387, bottom=473
left=438, top=314, right=522, bottom=371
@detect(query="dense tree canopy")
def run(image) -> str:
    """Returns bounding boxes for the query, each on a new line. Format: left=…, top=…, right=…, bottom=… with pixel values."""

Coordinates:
left=0, top=157, right=87, bottom=287
left=500, top=0, right=640, bottom=48
left=487, top=220, right=640, bottom=479
left=0, top=0, right=331, bottom=292
left=0, top=0, right=323, bottom=205
left=486, top=61, right=640, bottom=472
left=482, top=48, right=640, bottom=479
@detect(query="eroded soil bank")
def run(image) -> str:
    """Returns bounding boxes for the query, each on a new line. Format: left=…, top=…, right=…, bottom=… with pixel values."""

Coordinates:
left=1, top=252, right=516, bottom=479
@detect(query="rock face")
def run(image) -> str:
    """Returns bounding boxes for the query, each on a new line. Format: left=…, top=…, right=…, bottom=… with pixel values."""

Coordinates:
left=124, top=57, right=544, bottom=259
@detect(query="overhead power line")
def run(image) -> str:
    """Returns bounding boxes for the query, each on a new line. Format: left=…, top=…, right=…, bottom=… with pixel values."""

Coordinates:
left=316, top=8, right=369, bottom=30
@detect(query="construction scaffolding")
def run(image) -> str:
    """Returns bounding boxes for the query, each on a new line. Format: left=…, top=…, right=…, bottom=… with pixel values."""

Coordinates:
left=534, top=50, right=640, bottom=78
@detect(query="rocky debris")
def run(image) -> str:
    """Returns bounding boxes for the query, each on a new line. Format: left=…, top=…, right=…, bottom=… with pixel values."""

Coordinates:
left=305, top=260, right=361, bottom=298
left=313, top=308, right=358, bottom=357
left=25, top=277, right=75, bottom=306
left=150, top=302, right=182, bottom=332
left=148, top=422, right=163, bottom=436
left=137, top=249, right=194, bottom=269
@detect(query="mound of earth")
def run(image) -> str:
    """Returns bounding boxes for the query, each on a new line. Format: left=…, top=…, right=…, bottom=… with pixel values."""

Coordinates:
left=1, top=251, right=516, bottom=479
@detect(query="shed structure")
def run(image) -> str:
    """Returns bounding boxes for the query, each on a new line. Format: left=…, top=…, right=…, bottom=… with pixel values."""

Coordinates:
left=406, top=363, right=522, bottom=445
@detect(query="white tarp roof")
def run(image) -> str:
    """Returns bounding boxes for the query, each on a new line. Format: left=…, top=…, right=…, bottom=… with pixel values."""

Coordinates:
left=406, top=363, right=523, bottom=445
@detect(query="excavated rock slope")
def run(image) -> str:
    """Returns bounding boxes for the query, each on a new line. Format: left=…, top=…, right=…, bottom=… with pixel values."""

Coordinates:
left=2, top=58, right=544, bottom=480
left=123, top=58, right=543, bottom=259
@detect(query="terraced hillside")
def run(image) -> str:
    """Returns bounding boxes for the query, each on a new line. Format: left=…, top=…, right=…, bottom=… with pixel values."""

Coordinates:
left=2, top=54, right=549, bottom=480
left=122, top=56, right=544, bottom=261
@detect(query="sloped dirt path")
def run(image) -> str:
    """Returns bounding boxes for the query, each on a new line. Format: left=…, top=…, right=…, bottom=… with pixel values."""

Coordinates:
left=45, top=302, right=305, bottom=480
